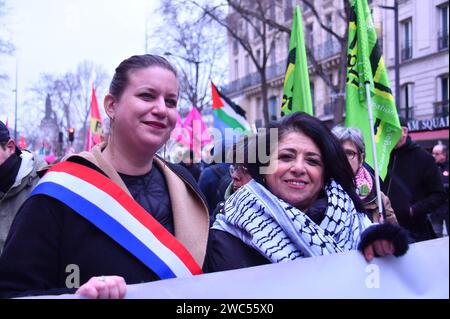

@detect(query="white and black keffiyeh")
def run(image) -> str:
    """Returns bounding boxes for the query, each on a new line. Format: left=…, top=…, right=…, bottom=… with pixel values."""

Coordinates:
left=212, top=179, right=373, bottom=263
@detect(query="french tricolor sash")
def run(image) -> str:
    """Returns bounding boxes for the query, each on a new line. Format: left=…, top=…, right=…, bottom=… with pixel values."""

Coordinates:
left=31, top=161, right=202, bottom=279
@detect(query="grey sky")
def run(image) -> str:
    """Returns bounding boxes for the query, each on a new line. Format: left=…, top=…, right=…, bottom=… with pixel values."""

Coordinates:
left=1, top=0, right=160, bottom=128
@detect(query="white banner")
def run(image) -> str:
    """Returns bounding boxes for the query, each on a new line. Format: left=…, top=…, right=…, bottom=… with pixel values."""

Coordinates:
left=35, top=237, right=449, bottom=299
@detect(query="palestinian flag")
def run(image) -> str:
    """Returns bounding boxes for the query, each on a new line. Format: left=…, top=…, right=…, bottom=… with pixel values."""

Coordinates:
left=211, top=82, right=251, bottom=136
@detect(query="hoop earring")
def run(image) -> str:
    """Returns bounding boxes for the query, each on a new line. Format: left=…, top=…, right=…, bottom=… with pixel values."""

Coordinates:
left=108, top=117, right=114, bottom=156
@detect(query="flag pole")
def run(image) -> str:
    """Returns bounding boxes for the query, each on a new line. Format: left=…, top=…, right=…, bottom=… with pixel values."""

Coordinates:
left=365, top=82, right=385, bottom=223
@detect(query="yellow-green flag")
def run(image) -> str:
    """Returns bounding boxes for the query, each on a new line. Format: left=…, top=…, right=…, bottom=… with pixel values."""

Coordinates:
left=281, top=5, right=313, bottom=116
left=345, top=0, right=401, bottom=180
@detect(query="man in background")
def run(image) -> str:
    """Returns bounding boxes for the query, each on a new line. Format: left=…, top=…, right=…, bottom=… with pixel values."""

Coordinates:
left=429, top=143, right=449, bottom=237
left=0, top=121, right=44, bottom=254
left=382, top=118, right=446, bottom=242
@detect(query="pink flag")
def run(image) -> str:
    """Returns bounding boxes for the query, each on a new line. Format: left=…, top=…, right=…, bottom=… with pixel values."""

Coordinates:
left=86, top=86, right=103, bottom=151
left=171, top=113, right=191, bottom=147
left=183, top=107, right=212, bottom=148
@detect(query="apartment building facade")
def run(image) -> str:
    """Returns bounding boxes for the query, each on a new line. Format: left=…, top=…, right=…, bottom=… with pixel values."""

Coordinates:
left=224, top=0, right=346, bottom=128
left=224, top=0, right=448, bottom=147
left=380, top=0, right=448, bottom=148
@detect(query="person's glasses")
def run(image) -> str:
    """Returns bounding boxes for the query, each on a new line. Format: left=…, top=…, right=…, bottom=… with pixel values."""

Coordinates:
left=229, top=165, right=248, bottom=175
left=344, top=150, right=358, bottom=160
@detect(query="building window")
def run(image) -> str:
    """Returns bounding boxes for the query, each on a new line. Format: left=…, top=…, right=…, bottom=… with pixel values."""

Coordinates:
left=270, top=42, right=277, bottom=66
left=435, top=75, right=449, bottom=117
left=233, top=40, right=239, bottom=55
left=256, top=49, right=261, bottom=65
left=269, top=5, right=276, bottom=30
left=285, top=0, right=293, bottom=20
left=255, top=97, right=263, bottom=128
left=269, top=96, right=277, bottom=121
left=400, top=82, right=414, bottom=119
left=310, top=81, right=316, bottom=114
left=244, top=54, right=250, bottom=75
left=325, top=14, right=332, bottom=42
left=438, top=4, right=449, bottom=50
left=306, top=23, right=314, bottom=48
left=441, top=75, right=449, bottom=102
left=234, top=59, right=239, bottom=80
left=401, top=19, right=412, bottom=61
left=254, top=17, right=261, bottom=37
left=302, top=0, right=312, bottom=12
left=244, top=21, right=249, bottom=40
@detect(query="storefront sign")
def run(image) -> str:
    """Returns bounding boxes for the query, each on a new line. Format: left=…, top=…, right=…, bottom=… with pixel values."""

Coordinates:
left=408, top=116, right=449, bottom=132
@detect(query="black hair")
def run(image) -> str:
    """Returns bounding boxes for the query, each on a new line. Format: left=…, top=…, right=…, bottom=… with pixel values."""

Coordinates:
left=244, top=112, right=365, bottom=212
left=109, top=54, right=178, bottom=99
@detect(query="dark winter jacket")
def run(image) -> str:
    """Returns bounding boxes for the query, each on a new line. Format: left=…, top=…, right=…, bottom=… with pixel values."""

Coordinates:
left=0, top=146, right=209, bottom=298
left=381, top=137, right=446, bottom=242
left=198, top=163, right=230, bottom=215
left=437, top=161, right=449, bottom=193
left=0, top=150, right=45, bottom=255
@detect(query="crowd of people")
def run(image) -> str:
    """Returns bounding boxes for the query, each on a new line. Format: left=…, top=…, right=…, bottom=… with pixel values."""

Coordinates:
left=0, top=54, right=447, bottom=299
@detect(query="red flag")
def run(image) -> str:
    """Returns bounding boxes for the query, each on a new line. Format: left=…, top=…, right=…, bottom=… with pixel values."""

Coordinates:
left=86, top=86, right=103, bottom=151
left=19, top=135, right=26, bottom=149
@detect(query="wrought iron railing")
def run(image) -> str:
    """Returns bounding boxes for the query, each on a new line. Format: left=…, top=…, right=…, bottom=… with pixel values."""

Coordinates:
left=401, top=45, right=412, bottom=61
left=434, top=100, right=449, bottom=117
left=438, top=30, right=449, bottom=50
left=223, top=39, right=341, bottom=94
left=398, top=106, right=415, bottom=120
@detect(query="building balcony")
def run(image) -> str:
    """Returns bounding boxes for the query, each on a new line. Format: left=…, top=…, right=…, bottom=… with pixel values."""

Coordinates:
left=401, top=45, right=412, bottom=61
left=438, top=30, right=449, bottom=51
left=398, top=106, right=415, bottom=120
left=224, top=39, right=341, bottom=95
left=223, top=59, right=287, bottom=94
left=434, top=100, right=449, bottom=117
left=312, top=38, right=341, bottom=61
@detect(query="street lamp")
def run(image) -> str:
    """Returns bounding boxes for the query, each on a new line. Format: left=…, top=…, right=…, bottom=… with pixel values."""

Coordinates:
left=164, top=52, right=201, bottom=107
left=379, top=0, right=402, bottom=119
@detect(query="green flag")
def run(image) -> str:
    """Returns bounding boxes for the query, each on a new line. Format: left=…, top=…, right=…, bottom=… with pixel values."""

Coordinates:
left=345, top=0, right=401, bottom=180
left=281, top=5, right=313, bottom=116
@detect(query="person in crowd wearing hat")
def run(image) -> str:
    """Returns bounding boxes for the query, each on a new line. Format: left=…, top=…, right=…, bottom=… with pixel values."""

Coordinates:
left=0, top=121, right=45, bottom=255
left=381, top=117, right=446, bottom=242
left=429, top=143, right=449, bottom=237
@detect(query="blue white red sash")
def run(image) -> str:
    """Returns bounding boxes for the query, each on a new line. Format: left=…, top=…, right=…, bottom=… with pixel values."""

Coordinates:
left=31, top=161, right=202, bottom=279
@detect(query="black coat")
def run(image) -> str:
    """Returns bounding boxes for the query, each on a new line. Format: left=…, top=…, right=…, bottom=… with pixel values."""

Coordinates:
left=198, top=163, right=230, bottom=216
left=204, top=229, right=270, bottom=273
left=0, top=158, right=206, bottom=298
left=381, top=137, right=446, bottom=241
